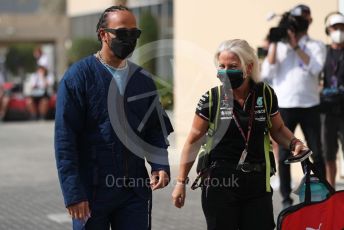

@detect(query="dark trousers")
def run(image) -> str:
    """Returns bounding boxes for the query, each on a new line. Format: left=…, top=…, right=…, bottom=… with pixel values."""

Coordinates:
left=322, top=113, right=344, bottom=161
left=72, top=187, right=151, bottom=230
left=278, top=106, right=325, bottom=203
left=201, top=166, right=275, bottom=230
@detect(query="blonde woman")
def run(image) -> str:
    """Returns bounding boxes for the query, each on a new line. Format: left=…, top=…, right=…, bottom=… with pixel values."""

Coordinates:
left=172, top=39, right=307, bottom=230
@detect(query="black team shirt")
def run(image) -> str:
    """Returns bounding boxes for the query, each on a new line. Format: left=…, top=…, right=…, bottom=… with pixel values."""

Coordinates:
left=196, top=81, right=279, bottom=164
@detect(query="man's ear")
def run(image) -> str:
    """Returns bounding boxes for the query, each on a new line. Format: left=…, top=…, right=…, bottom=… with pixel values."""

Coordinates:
left=99, top=29, right=108, bottom=43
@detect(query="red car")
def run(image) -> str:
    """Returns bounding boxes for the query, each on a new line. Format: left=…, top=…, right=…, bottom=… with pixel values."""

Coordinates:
left=1, top=82, right=56, bottom=121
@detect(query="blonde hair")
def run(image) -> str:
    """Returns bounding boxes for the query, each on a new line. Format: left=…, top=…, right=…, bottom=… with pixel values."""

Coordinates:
left=214, top=39, right=260, bottom=82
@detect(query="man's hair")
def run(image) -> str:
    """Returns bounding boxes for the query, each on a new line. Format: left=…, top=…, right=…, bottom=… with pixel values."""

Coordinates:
left=291, top=4, right=311, bottom=16
left=96, top=5, right=131, bottom=42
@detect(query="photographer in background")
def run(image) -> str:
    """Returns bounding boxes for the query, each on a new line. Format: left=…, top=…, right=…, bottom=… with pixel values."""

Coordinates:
left=261, top=4, right=326, bottom=209
left=321, top=12, right=344, bottom=188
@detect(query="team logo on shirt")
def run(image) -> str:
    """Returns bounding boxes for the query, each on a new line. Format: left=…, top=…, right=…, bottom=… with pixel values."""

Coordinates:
left=255, top=96, right=266, bottom=122
left=256, top=96, right=263, bottom=107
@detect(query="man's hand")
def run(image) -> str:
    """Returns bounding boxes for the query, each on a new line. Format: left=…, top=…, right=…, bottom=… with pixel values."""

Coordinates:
left=150, top=170, right=169, bottom=191
left=287, top=29, right=310, bottom=65
left=67, top=201, right=91, bottom=220
left=287, top=29, right=298, bottom=48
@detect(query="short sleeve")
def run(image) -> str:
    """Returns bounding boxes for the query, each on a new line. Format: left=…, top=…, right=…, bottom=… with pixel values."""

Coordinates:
left=195, top=91, right=210, bottom=121
left=268, top=85, right=279, bottom=117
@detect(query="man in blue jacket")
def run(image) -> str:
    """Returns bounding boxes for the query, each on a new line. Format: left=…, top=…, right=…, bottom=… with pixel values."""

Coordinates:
left=54, top=5, right=173, bottom=230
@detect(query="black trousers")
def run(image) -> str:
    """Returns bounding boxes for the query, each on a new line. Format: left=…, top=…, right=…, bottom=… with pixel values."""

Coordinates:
left=201, top=166, right=275, bottom=230
left=321, top=113, right=344, bottom=161
left=278, top=106, right=325, bottom=203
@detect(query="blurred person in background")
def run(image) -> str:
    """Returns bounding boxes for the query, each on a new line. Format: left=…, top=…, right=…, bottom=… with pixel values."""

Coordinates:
left=0, top=64, right=11, bottom=121
left=261, top=4, right=326, bottom=209
left=33, top=46, right=49, bottom=70
left=321, top=12, right=344, bottom=188
left=26, top=65, right=54, bottom=120
left=0, top=70, right=5, bottom=120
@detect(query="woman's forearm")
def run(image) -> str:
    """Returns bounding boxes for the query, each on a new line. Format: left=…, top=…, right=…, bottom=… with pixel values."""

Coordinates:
left=270, top=124, right=294, bottom=150
left=177, top=139, right=203, bottom=180
left=177, top=115, right=208, bottom=180
left=270, top=113, right=299, bottom=150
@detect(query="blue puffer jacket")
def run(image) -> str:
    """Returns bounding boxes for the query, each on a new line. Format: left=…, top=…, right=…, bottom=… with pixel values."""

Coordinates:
left=54, top=55, right=173, bottom=207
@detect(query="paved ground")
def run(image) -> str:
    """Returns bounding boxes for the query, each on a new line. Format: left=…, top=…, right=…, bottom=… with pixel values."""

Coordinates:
left=0, top=121, right=343, bottom=230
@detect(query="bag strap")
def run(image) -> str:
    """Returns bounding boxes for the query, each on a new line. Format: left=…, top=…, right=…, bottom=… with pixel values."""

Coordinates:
left=207, top=86, right=221, bottom=135
left=205, top=86, right=221, bottom=152
left=303, top=159, right=336, bottom=204
left=214, top=86, right=221, bottom=130
left=208, top=88, right=214, bottom=133
left=263, top=82, right=274, bottom=192
left=263, top=82, right=273, bottom=129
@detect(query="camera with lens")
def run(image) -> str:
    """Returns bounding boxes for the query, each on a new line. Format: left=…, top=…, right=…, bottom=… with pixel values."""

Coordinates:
left=268, top=12, right=310, bottom=42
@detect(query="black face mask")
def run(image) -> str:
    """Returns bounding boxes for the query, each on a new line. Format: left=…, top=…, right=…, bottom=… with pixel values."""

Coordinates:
left=110, top=38, right=137, bottom=60
left=217, top=69, right=244, bottom=89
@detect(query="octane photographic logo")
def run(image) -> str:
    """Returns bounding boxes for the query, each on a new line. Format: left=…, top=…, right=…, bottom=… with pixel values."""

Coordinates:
left=107, top=39, right=232, bottom=165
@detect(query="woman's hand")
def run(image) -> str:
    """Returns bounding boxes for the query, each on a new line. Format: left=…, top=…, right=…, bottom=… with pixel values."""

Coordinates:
left=292, top=140, right=308, bottom=156
left=172, top=183, right=186, bottom=208
left=171, top=114, right=208, bottom=209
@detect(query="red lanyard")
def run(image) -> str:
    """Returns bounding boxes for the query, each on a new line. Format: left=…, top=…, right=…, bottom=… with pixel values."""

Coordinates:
left=232, top=90, right=256, bottom=151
